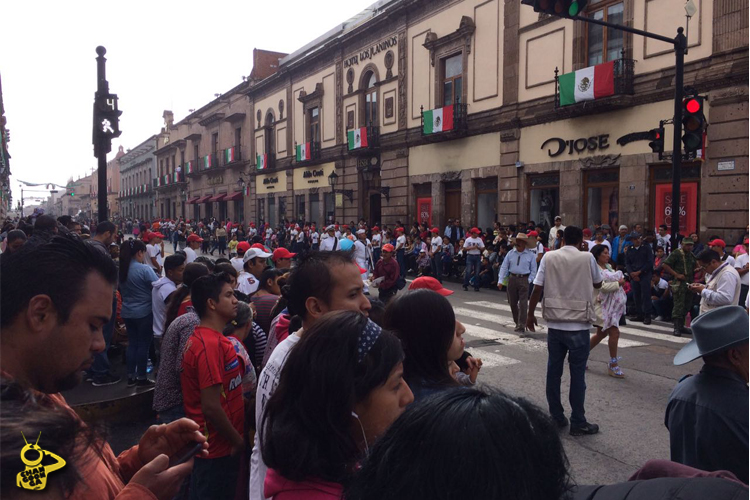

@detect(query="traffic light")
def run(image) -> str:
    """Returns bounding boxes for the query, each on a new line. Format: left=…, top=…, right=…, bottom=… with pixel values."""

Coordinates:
left=648, top=125, right=664, bottom=154
left=681, top=96, right=705, bottom=154
left=522, top=0, right=589, bottom=18
left=70, top=191, right=75, bottom=197
left=95, top=93, right=123, bottom=139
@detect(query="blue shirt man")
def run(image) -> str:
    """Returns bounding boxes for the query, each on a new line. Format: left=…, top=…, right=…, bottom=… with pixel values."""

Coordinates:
left=498, top=235, right=538, bottom=333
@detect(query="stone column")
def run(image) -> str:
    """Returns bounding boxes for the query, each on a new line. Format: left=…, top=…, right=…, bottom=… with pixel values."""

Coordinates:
left=431, top=179, right=444, bottom=229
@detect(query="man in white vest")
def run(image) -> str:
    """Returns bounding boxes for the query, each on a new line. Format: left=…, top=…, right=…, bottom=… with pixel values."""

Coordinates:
left=527, top=226, right=602, bottom=436
left=690, top=249, right=741, bottom=316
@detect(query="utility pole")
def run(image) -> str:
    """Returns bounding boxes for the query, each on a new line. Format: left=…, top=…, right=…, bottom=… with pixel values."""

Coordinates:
left=93, top=46, right=122, bottom=223
left=670, top=28, right=687, bottom=250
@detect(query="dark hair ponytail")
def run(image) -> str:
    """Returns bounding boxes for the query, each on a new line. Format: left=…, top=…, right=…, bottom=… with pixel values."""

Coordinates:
left=163, top=262, right=210, bottom=331
left=119, top=239, right=146, bottom=283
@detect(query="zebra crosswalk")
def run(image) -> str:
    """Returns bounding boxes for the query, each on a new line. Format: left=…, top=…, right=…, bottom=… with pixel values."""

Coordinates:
left=453, top=299, right=691, bottom=368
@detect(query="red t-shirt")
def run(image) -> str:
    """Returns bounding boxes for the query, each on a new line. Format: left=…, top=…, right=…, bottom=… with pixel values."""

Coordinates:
left=181, top=326, right=245, bottom=459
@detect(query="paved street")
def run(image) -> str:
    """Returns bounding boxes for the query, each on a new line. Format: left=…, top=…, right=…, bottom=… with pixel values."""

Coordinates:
left=435, top=280, right=692, bottom=486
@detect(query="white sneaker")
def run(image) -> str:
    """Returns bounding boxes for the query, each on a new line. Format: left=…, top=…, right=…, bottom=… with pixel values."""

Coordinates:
left=654, top=316, right=664, bottom=321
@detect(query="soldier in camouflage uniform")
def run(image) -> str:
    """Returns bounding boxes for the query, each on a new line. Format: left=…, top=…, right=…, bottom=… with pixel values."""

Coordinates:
left=661, top=238, right=697, bottom=337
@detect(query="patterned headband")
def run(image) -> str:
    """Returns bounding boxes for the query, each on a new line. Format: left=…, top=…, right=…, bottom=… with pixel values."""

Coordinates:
left=357, top=319, right=382, bottom=363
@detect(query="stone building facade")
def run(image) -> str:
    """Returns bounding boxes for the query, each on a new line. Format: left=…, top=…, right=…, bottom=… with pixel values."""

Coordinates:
left=118, top=135, right=159, bottom=220
left=151, top=0, right=747, bottom=240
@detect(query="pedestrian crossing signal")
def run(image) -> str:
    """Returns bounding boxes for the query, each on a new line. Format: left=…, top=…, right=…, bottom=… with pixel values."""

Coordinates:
left=522, top=0, right=589, bottom=18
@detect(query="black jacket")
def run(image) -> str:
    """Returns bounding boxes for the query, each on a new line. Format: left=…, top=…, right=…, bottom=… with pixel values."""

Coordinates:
left=626, top=244, right=655, bottom=275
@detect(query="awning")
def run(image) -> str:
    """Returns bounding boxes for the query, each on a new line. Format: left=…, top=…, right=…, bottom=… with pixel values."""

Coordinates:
left=186, top=196, right=200, bottom=204
left=225, top=191, right=244, bottom=201
left=195, top=195, right=212, bottom=204
left=208, top=193, right=227, bottom=203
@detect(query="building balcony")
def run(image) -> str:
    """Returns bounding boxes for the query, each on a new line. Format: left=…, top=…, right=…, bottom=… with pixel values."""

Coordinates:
left=420, top=101, right=468, bottom=142
left=198, top=154, right=218, bottom=172
left=347, top=126, right=380, bottom=156
left=294, top=141, right=321, bottom=164
left=221, top=146, right=242, bottom=167
left=554, top=53, right=636, bottom=115
left=154, top=171, right=186, bottom=191
left=256, top=152, right=276, bottom=171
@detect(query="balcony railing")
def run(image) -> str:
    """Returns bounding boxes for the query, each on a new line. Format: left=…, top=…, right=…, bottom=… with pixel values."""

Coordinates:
left=154, top=171, right=185, bottom=189
left=221, top=146, right=242, bottom=167
left=294, top=141, right=321, bottom=163
left=200, top=154, right=218, bottom=171
left=554, top=52, right=635, bottom=110
left=256, top=152, right=276, bottom=171
left=347, top=125, right=380, bottom=154
left=420, top=99, right=468, bottom=138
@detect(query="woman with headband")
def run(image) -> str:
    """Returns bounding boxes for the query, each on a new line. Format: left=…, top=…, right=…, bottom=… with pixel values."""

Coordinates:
left=260, top=311, right=413, bottom=500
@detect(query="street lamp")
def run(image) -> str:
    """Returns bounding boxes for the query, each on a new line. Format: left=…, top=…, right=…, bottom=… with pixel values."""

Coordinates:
left=327, top=171, right=353, bottom=202
left=358, top=165, right=390, bottom=202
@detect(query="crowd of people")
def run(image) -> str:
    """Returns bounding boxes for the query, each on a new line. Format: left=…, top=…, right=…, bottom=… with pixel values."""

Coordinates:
left=0, top=210, right=748, bottom=500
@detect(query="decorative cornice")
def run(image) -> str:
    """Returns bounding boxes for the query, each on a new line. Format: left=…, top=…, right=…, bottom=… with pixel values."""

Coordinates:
left=199, top=112, right=225, bottom=127
left=423, top=16, right=476, bottom=66
left=298, top=83, right=324, bottom=104
left=580, top=154, right=622, bottom=168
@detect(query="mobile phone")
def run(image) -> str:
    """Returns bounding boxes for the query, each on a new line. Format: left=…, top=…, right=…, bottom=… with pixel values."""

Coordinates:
left=168, top=441, right=203, bottom=468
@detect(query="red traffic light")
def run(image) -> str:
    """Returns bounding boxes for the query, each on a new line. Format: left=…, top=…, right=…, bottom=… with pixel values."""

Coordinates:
left=654, top=132, right=661, bottom=139
left=685, top=98, right=700, bottom=114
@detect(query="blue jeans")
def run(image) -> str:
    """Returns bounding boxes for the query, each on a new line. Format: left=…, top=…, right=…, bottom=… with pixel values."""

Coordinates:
left=124, top=315, right=153, bottom=380
left=546, top=328, right=590, bottom=427
left=464, top=254, right=482, bottom=289
left=431, top=252, right=444, bottom=283
left=396, top=249, right=406, bottom=278
left=91, top=293, right=118, bottom=380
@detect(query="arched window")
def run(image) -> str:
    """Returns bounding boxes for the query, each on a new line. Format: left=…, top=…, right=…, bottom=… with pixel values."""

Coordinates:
left=363, top=71, right=378, bottom=127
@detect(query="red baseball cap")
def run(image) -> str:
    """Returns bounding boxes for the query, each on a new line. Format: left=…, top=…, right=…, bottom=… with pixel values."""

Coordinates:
left=408, top=276, right=454, bottom=296
left=273, top=248, right=296, bottom=261
left=372, top=226, right=380, bottom=231
left=382, top=243, right=395, bottom=252
left=252, top=243, right=269, bottom=251
left=396, top=227, right=405, bottom=233
left=431, top=227, right=439, bottom=234
left=528, top=230, right=539, bottom=237
left=187, top=234, right=203, bottom=243
left=236, top=241, right=251, bottom=253
left=583, top=228, right=593, bottom=237
left=470, top=227, right=481, bottom=234
left=708, top=239, right=726, bottom=248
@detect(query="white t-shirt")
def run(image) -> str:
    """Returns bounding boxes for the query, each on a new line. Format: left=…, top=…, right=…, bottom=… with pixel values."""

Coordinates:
left=151, top=279, right=177, bottom=337
left=431, top=235, right=443, bottom=253
left=311, top=231, right=319, bottom=244
left=353, top=239, right=369, bottom=268
left=395, top=235, right=406, bottom=251
left=237, top=271, right=259, bottom=295
left=230, top=257, right=244, bottom=275
left=249, top=334, right=301, bottom=500
left=372, top=233, right=382, bottom=248
left=654, top=278, right=669, bottom=291
left=248, top=227, right=257, bottom=237
left=184, top=246, right=197, bottom=264
left=319, top=236, right=337, bottom=252
left=591, top=240, right=611, bottom=253
left=735, top=253, right=749, bottom=286
left=463, top=236, right=485, bottom=255
left=533, top=245, right=602, bottom=331
left=722, top=254, right=736, bottom=267
left=335, top=230, right=341, bottom=239
left=146, top=244, right=161, bottom=271
left=297, top=231, right=305, bottom=243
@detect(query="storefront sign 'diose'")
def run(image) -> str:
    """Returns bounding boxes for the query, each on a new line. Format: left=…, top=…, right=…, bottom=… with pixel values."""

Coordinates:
left=541, top=135, right=610, bottom=157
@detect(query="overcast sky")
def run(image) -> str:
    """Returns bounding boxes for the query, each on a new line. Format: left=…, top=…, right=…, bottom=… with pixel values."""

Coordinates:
left=3, top=0, right=375, bottom=208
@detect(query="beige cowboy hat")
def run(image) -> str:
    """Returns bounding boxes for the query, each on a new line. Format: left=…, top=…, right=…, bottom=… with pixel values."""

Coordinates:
left=511, top=233, right=536, bottom=246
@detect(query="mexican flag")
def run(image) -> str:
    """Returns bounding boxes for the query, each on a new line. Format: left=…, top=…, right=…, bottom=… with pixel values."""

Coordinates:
left=257, top=154, right=268, bottom=170
left=347, top=127, right=368, bottom=150
left=203, top=155, right=213, bottom=169
left=185, top=161, right=193, bottom=174
left=558, top=61, right=615, bottom=106
left=244, top=185, right=251, bottom=196
left=296, top=142, right=311, bottom=161
left=423, top=105, right=454, bottom=134
left=225, top=148, right=235, bottom=163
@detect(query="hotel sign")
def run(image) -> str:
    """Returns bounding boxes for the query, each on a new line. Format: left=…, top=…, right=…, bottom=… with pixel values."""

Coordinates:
left=344, top=35, right=398, bottom=68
